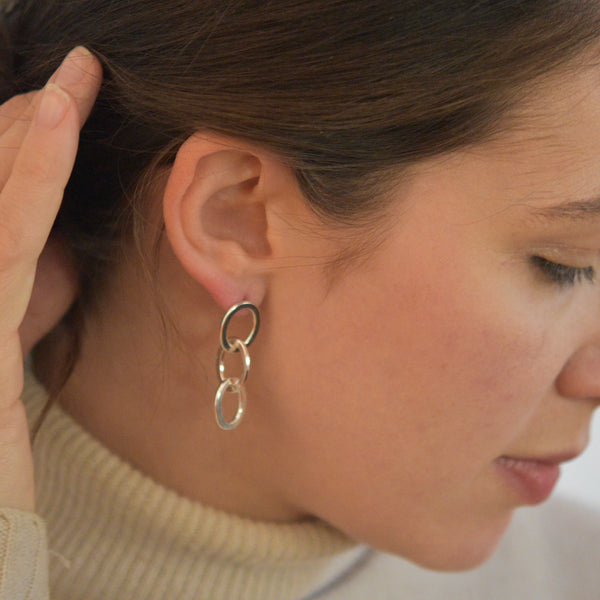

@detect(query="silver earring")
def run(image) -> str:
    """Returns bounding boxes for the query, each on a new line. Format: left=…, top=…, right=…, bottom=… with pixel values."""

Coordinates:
left=214, top=302, right=260, bottom=430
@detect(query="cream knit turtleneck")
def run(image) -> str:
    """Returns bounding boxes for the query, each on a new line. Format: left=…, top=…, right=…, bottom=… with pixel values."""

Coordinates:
left=20, top=370, right=362, bottom=600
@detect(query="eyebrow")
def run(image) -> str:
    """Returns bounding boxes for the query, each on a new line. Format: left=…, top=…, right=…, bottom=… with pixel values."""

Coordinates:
left=526, top=196, right=600, bottom=222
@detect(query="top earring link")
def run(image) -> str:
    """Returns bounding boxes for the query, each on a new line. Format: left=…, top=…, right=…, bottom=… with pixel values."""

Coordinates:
left=219, top=302, right=260, bottom=353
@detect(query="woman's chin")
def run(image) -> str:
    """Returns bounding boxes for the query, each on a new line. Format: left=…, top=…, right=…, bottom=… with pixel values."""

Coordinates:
left=370, top=510, right=514, bottom=573
left=410, top=537, right=504, bottom=572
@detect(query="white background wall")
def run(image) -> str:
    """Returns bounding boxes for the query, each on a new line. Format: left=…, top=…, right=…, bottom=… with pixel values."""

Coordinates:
left=555, top=411, right=600, bottom=508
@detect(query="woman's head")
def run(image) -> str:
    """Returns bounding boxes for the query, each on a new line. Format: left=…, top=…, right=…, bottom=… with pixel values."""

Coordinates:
left=3, top=0, right=600, bottom=571
left=2, top=1, right=600, bottom=292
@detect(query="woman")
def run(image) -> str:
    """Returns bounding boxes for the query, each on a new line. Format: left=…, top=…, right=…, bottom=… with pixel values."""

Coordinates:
left=0, top=1, right=599, bottom=598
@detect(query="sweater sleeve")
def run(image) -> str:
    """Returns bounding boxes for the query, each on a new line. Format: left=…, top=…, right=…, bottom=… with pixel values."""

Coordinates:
left=0, top=509, right=49, bottom=600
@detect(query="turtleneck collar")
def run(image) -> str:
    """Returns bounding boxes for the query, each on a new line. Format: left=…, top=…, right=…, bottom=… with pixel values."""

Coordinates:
left=23, top=369, right=366, bottom=600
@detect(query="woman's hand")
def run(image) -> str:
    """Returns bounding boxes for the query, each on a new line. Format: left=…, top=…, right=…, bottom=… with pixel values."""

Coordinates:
left=0, top=47, right=101, bottom=511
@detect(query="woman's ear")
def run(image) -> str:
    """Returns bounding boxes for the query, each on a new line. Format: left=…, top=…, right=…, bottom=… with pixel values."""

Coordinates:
left=163, top=134, right=278, bottom=310
left=19, top=236, right=79, bottom=355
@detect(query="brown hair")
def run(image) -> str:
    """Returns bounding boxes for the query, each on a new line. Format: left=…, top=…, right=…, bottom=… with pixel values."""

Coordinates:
left=2, top=0, right=600, bottom=394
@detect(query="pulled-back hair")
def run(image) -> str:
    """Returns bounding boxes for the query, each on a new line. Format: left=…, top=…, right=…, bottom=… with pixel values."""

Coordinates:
left=1, top=0, right=600, bottom=368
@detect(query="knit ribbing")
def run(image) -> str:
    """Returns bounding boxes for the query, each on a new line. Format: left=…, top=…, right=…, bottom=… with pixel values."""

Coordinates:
left=0, top=509, right=49, bottom=600
left=22, top=371, right=357, bottom=600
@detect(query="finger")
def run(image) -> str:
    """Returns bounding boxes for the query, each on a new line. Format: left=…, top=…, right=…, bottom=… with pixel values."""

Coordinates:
left=0, top=47, right=102, bottom=133
left=0, top=95, right=36, bottom=184
left=49, top=46, right=103, bottom=128
left=0, top=48, right=102, bottom=182
left=0, top=84, right=80, bottom=296
left=0, top=95, right=36, bottom=183
left=0, top=92, right=36, bottom=137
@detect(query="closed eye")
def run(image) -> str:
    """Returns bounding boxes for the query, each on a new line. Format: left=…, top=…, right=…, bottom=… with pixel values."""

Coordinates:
left=530, top=256, right=595, bottom=287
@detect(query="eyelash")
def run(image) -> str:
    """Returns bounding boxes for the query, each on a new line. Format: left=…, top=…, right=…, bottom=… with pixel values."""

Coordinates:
left=531, top=256, right=596, bottom=287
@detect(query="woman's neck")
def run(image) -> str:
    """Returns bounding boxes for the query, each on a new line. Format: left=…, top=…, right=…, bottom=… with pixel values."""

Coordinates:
left=32, top=253, right=303, bottom=524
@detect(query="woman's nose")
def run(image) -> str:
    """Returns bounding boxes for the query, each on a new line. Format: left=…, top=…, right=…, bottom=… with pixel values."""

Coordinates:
left=555, top=343, right=600, bottom=402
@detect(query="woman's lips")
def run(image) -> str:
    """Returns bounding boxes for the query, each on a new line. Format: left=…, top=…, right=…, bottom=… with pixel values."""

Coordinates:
left=494, top=455, right=564, bottom=504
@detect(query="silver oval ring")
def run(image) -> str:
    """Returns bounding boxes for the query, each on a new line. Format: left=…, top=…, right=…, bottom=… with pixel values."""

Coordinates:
left=214, top=378, right=246, bottom=430
left=220, top=302, right=260, bottom=352
left=217, top=338, right=250, bottom=384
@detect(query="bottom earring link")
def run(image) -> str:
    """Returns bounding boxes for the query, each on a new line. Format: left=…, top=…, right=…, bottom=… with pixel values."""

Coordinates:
left=214, top=378, right=246, bottom=430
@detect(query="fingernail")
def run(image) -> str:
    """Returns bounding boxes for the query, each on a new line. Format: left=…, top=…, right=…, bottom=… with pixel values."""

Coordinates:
left=55, top=46, right=93, bottom=88
left=36, top=84, right=70, bottom=129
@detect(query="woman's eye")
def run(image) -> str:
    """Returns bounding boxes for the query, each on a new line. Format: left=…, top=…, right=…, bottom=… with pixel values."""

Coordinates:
left=531, top=256, right=596, bottom=287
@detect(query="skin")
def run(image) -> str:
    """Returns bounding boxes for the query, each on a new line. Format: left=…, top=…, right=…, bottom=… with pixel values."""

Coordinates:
left=4, top=50, right=600, bottom=571
left=0, top=47, right=101, bottom=510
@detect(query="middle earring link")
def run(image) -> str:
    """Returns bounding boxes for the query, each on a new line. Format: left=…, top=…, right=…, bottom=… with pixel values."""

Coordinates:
left=217, top=338, right=251, bottom=385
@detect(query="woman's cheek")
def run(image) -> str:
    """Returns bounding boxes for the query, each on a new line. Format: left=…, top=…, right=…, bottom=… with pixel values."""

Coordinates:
left=382, top=264, right=556, bottom=463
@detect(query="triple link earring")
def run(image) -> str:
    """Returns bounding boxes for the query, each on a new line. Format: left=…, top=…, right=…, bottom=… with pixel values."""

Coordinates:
left=214, top=302, right=260, bottom=430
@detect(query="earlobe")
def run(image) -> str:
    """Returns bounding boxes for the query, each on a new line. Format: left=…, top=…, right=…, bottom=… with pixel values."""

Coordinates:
left=163, top=135, right=273, bottom=310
